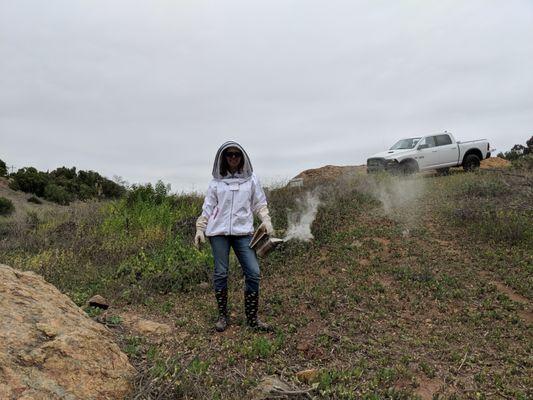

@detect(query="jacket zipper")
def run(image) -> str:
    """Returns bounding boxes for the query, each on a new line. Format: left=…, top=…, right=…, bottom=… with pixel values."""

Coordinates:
left=229, top=190, right=235, bottom=235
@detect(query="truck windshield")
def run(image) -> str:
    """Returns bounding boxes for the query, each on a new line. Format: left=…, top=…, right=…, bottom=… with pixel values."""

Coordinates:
left=390, top=138, right=421, bottom=150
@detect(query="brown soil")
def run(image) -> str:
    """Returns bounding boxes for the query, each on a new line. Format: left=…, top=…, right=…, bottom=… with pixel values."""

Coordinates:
left=490, top=280, right=533, bottom=324
left=414, top=376, right=445, bottom=400
left=294, top=164, right=366, bottom=181
left=480, top=156, right=511, bottom=169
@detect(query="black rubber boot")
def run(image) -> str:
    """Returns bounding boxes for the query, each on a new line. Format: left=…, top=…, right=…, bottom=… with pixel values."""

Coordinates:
left=214, top=289, right=228, bottom=332
left=244, top=291, right=272, bottom=332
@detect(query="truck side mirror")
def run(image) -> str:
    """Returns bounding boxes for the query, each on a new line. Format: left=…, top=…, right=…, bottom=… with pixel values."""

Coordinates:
left=418, top=144, right=429, bottom=150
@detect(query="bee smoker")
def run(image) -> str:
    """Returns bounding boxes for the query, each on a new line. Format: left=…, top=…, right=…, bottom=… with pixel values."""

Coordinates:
left=249, top=226, right=284, bottom=257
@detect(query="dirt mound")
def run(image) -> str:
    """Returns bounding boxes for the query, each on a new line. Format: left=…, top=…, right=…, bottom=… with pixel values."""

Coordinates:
left=294, top=164, right=365, bottom=182
left=0, top=264, right=135, bottom=399
left=480, top=156, right=510, bottom=169
left=294, top=158, right=510, bottom=182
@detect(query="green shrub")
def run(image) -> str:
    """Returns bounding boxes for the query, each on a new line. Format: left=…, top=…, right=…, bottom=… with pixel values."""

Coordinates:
left=101, top=178, right=126, bottom=198
left=126, top=181, right=170, bottom=207
left=78, top=183, right=96, bottom=200
left=498, top=135, right=532, bottom=161
left=511, top=154, right=533, bottom=171
left=0, top=159, right=7, bottom=177
left=0, top=197, right=14, bottom=216
left=102, top=182, right=201, bottom=236
left=9, top=167, right=50, bottom=197
left=9, top=165, right=126, bottom=204
left=50, top=166, right=77, bottom=180
left=44, top=183, right=73, bottom=205
left=115, top=235, right=211, bottom=293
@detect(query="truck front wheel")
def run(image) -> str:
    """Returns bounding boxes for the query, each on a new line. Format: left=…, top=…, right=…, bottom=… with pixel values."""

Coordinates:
left=399, top=160, right=418, bottom=175
left=463, top=154, right=480, bottom=172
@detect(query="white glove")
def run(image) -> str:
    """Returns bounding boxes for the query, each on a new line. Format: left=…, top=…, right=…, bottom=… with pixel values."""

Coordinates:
left=257, top=205, right=275, bottom=236
left=194, top=215, right=208, bottom=249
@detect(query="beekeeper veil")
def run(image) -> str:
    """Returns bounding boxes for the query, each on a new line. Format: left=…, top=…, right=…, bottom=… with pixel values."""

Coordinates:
left=212, top=141, right=254, bottom=180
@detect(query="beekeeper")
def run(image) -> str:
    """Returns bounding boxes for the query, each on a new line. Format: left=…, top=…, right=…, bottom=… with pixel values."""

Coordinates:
left=194, top=141, right=274, bottom=332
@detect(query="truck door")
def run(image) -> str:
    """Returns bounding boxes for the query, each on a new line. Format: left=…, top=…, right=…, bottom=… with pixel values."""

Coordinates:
left=415, top=136, right=437, bottom=169
left=433, top=134, right=458, bottom=167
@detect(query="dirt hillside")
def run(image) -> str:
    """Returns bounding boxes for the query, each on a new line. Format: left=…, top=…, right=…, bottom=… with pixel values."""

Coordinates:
left=294, top=157, right=510, bottom=182
left=294, top=164, right=366, bottom=181
left=480, top=156, right=511, bottom=169
left=0, top=177, right=58, bottom=217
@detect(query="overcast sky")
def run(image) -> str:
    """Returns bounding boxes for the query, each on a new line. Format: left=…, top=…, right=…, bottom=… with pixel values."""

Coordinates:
left=1, top=0, right=532, bottom=192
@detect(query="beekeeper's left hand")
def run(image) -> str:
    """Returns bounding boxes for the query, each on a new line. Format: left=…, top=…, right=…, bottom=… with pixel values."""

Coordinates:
left=257, top=206, right=275, bottom=235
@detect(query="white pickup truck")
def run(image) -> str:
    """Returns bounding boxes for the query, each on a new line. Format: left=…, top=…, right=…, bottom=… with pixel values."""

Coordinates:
left=367, top=132, right=491, bottom=175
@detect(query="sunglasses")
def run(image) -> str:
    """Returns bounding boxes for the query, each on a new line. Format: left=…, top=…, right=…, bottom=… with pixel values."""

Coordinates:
left=225, top=151, right=242, bottom=158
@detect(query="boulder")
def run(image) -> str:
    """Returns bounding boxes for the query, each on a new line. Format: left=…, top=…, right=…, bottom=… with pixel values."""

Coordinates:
left=0, top=264, right=135, bottom=399
left=87, top=294, right=109, bottom=309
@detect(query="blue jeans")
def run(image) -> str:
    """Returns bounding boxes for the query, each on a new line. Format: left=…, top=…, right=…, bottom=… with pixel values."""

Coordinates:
left=209, top=235, right=260, bottom=292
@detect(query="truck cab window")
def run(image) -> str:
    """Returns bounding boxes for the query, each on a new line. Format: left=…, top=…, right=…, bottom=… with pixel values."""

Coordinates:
left=435, top=134, right=452, bottom=146
left=422, top=136, right=436, bottom=148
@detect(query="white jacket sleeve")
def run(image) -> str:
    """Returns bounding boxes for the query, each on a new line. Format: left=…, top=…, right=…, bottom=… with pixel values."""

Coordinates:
left=251, top=174, right=267, bottom=214
left=201, top=180, right=218, bottom=218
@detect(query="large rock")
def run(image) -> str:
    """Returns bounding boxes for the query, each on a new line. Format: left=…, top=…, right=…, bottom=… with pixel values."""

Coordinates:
left=0, top=264, right=135, bottom=399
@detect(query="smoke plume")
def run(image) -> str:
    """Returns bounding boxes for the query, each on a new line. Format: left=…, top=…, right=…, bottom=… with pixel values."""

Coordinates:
left=284, top=192, right=321, bottom=242
left=372, top=177, right=425, bottom=214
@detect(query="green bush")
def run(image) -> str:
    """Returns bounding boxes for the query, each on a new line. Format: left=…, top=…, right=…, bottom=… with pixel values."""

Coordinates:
left=100, top=179, right=126, bottom=198
left=115, top=235, right=211, bottom=293
left=51, top=166, right=77, bottom=180
left=102, top=181, right=201, bottom=235
left=498, top=135, right=532, bottom=161
left=9, top=167, right=50, bottom=197
left=78, top=183, right=96, bottom=200
left=511, top=154, right=533, bottom=171
left=0, top=159, right=7, bottom=177
left=126, top=181, right=170, bottom=207
left=9, top=165, right=126, bottom=204
left=0, top=197, right=15, bottom=216
left=44, top=184, right=73, bottom=205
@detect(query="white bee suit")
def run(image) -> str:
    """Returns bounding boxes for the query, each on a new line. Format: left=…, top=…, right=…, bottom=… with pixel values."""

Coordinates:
left=200, top=141, right=268, bottom=237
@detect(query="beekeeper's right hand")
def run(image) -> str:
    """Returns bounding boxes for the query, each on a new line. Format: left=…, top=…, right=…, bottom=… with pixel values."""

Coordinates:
left=194, top=215, right=208, bottom=249
left=194, top=231, right=205, bottom=248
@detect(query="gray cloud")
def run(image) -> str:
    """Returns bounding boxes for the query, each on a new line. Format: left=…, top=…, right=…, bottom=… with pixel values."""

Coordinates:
left=2, top=0, right=532, bottom=191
